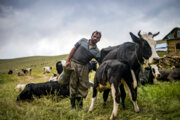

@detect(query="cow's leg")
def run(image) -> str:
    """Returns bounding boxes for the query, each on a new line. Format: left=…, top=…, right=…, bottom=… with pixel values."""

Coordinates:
left=120, top=84, right=126, bottom=109
left=89, top=86, right=98, bottom=112
left=103, top=89, right=110, bottom=106
left=126, top=81, right=139, bottom=112
left=110, top=83, right=120, bottom=120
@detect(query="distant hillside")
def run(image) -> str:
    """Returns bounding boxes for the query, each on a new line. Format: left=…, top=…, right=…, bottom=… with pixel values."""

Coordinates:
left=0, top=55, right=68, bottom=73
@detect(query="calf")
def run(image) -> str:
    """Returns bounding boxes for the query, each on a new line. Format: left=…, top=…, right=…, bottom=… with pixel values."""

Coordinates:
left=22, top=68, right=32, bottom=75
left=89, top=60, right=131, bottom=119
left=159, top=67, right=180, bottom=81
left=139, top=64, right=161, bottom=85
left=43, top=66, right=52, bottom=74
left=16, top=81, right=69, bottom=101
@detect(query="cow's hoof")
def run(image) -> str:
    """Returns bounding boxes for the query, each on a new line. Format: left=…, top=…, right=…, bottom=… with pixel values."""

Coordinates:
left=134, top=106, right=140, bottom=113
left=110, top=114, right=115, bottom=120
left=88, top=109, right=92, bottom=113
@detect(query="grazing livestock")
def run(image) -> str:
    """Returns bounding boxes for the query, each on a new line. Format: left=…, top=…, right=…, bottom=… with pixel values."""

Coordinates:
left=22, top=68, right=32, bottom=75
left=88, top=60, right=97, bottom=72
left=8, top=70, right=13, bottom=74
left=49, top=73, right=58, bottom=81
left=89, top=31, right=156, bottom=120
left=43, top=66, right=52, bottom=74
left=17, top=81, right=69, bottom=101
left=56, top=61, right=63, bottom=74
left=139, top=64, right=161, bottom=85
left=14, top=84, right=26, bottom=92
left=159, top=67, right=180, bottom=81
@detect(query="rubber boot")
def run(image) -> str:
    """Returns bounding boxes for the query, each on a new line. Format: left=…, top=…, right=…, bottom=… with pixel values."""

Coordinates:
left=70, top=97, right=76, bottom=109
left=76, top=97, right=83, bottom=109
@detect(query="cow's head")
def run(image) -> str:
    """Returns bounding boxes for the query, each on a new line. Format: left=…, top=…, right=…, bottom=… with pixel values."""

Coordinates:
left=88, top=61, right=97, bottom=72
left=16, top=84, right=33, bottom=101
left=150, top=64, right=161, bottom=79
left=130, top=32, right=152, bottom=63
left=138, top=31, right=160, bottom=64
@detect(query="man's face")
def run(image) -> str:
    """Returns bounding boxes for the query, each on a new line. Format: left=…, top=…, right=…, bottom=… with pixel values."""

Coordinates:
left=91, top=33, right=101, bottom=43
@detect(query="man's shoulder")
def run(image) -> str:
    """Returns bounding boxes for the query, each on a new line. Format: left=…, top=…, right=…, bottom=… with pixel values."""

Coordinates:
left=79, top=38, right=88, bottom=43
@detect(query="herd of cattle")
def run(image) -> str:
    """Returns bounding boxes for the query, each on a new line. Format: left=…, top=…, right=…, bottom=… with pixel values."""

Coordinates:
left=7, top=31, right=180, bottom=120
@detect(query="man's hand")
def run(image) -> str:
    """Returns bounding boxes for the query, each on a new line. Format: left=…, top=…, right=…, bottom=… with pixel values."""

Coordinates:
left=66, top=61, right=71, bottom=67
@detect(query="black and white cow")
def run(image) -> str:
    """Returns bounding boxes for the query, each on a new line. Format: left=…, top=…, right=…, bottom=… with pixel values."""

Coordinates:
left=16, top=81, right=69, bottom=101
left=89, top=31, right=159, bottom=120
left=56, top=61, right=63, bottom=74
left=101, top=31, right=160, bottom=64
left=43, top=66, right=52, bottom=74
left=22, top=68, right=32, bottom=75
left=89, top=60, right=128, bottom=112
left=139, top=64, right=161, bottom=85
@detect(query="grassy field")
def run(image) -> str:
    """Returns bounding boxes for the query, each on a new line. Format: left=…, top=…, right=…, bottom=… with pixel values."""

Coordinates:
left=0, top=55, right=180, bottom=120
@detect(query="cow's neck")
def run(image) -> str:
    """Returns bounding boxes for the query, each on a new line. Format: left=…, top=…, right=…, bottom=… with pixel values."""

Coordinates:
left=135, top=44, right=144, bottom=65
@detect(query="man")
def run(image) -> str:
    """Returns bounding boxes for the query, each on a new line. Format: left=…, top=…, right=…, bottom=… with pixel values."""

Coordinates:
left=66, top=31, right=101, bottom=109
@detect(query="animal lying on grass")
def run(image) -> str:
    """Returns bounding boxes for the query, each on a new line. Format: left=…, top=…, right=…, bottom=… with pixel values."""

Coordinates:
left=16, top=81, right=69, bottom=101
left=17, top=81, right=94, bottom=101
left=158, top=67, right=180, bottom=81
left=139, top=64, right=161, bottom=85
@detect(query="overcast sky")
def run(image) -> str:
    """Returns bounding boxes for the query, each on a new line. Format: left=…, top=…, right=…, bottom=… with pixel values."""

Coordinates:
left=0, top=0, right=180, bottom=59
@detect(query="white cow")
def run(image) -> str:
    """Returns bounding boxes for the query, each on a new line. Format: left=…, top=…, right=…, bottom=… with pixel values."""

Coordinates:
left=43, top=66, right=52, bottom=74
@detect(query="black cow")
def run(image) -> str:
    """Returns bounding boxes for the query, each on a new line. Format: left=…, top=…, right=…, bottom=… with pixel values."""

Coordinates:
left=8, top=70, right=13, bottom=74
left=88, top=61, right=97, bottom=72
left=89, top=31, right=154, bottom=120
left=89, top=60, right=128, bottom=111
left=100, top=45, right=121, bottom=63
left=56, top=61, right=63, bottom=74
left=17, top=81, right=69, bottom=101
left=159, top=67, right=180, bottom=81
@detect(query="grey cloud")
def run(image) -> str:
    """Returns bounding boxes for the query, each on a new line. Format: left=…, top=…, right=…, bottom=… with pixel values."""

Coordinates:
left=0, top=0, right=179, bottom=59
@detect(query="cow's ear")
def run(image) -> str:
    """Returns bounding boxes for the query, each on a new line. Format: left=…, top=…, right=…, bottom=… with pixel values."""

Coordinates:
left=129, top=32, right=141, bottom=44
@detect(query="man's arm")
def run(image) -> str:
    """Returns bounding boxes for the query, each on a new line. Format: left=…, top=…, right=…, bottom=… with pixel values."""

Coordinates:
left=66, top=46, right=77, bottom=67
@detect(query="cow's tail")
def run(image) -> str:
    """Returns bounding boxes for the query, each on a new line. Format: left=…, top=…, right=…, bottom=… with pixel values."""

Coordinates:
left=130, top=69, right=137, bottom=89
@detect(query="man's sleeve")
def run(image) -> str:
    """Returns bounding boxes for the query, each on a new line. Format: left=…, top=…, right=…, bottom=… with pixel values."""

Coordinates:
left=74, top=38, right=84, bottom=48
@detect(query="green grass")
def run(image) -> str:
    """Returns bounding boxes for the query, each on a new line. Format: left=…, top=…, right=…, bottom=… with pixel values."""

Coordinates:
left=0, top=55, right=180, bottom=120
